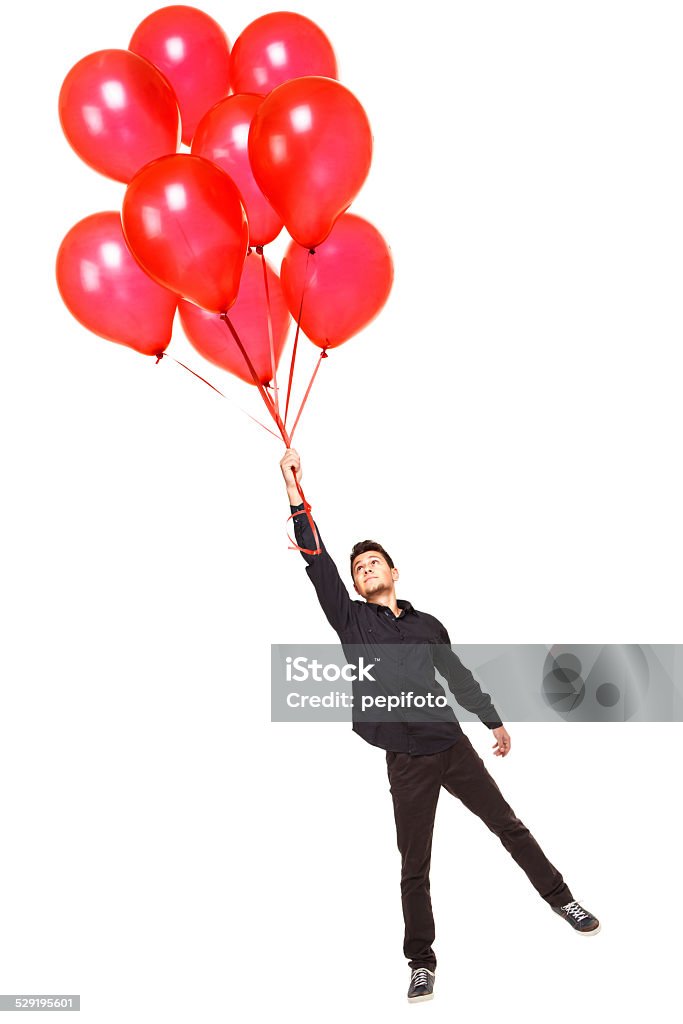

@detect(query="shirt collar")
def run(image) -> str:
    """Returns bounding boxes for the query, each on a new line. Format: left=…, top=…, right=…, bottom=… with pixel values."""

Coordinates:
left=370, top=598, right=416, bottom=616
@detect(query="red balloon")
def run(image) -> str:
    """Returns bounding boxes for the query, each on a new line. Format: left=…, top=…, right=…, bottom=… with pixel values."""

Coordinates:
left=178, top=251, right=291, bottom=384
left=58, top=49, right=180, bottom=183
left=249, top=77, right=372, bottom=249
left=56, top=212, right=178, bottom=356
left=121, top=154, right=249, bottom=314
left=129, top=5, right=231, bottom=145
left=192, top=94, right=283, bottom=247
left=280, top=214, right=393, bottom=349
left=230, top=12, right=337, bottom=96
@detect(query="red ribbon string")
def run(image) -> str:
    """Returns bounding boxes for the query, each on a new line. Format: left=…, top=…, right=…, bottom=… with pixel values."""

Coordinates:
left=220, top=313, right=288, bottom=438
left=284, top=248, right=314, bottom=429
left=155, top=339, right=321, bottom=554
left=286, top=470, right=322, bottom=555
left=218, top=315, right=322, bottom=555
left=288, top=348, right=328, bottom=443
left=154, top=351, right=280, bottom=439
left=256, top=245, right=279, bottom=418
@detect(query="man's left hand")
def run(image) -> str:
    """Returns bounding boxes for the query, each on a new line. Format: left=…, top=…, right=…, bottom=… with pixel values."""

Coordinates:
left=492, top=725, right=511, bottom=757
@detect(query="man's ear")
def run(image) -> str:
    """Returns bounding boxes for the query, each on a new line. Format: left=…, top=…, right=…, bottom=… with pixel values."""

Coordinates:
left=392, top=567, right=399, bottom=581
left=353, top=581, right=360, bottom=594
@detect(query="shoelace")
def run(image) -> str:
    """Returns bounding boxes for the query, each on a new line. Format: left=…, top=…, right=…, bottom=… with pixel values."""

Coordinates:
left=411, top=968, right=431, bottom=988
left=561, top=900, right=589, bottom=922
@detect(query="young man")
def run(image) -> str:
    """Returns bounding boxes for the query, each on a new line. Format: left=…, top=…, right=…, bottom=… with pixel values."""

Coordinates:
left=279, top=448, right=600, bottom=1003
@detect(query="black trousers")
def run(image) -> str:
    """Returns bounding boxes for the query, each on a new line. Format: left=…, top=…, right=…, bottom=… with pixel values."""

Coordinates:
left=386, top=733, right=574, bottom=970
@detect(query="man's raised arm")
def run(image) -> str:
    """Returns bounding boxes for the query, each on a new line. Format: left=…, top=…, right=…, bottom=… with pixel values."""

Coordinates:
left=279, top=447, right=353, bottom=635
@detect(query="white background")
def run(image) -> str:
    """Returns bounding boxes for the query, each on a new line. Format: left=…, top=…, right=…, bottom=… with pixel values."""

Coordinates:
left=1, top=1, right=681, bottom=1020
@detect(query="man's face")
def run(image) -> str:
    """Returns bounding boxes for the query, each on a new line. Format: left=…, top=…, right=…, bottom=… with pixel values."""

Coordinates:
left=352, top=550, right=399, bottom=599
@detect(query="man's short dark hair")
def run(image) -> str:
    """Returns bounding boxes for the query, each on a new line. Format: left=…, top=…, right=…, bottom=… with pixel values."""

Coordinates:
left=350, top=540, right=395, bottom=578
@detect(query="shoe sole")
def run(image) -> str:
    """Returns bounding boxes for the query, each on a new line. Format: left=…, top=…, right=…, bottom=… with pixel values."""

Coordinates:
left=555, top=915, right=602, bottom=936
left=408, top=993, right=434, bottom=1003
left=577, top=922, right=601, bottom=936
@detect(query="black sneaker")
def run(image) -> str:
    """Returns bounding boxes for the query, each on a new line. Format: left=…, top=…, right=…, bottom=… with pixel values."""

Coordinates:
left=407, top=967, right=435, bottom=1002
left=552, top=899, right=601, bottom=935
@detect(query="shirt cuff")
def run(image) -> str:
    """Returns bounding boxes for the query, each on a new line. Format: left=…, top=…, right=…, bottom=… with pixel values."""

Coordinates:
left=483, top=716, right=504, bottom=730
left=290, top=502, right=305, bottom=513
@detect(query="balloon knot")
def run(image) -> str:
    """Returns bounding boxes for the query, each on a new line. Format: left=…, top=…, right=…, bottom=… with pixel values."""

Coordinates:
left=321, top=349, right=329, bottom=358
left=309, top=248, right=316, bottom=255
left=155, top=352, right=164, bottom=364
left=220, top=312, right=228, bottom=322
left=255, top=245, right=264, bottom=255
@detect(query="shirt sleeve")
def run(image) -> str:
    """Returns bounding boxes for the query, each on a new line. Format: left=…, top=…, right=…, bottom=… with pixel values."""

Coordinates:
left=431, top=623, right=503, bottom=729
left=290, top=503, right=353, bottom=635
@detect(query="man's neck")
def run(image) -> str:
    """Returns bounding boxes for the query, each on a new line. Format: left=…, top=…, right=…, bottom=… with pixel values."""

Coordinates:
left=366, top=592, right=400, bottom=617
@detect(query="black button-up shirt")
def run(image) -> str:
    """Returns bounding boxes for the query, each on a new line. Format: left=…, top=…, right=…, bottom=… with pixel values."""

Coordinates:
left=291, top=503, right=503, bottom=755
